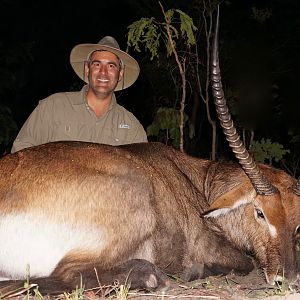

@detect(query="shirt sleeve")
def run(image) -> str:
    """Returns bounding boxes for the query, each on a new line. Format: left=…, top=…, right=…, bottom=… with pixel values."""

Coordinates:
left=119, top=107, right=148, bottom=144
left=11, top=100, right=52, bottom=153
left=131, top=121, right=148, bottom=143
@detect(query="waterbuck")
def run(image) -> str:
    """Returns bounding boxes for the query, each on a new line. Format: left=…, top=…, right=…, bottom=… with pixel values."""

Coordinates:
left=0, top=7, right=299, bottom=295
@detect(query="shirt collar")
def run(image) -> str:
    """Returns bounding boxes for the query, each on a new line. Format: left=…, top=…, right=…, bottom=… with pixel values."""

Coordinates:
left=71, top=85, right=117, bottom=110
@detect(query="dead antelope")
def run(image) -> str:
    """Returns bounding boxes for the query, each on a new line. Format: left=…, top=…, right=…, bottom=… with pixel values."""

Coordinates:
left=0, top=7, right=299, bottom=295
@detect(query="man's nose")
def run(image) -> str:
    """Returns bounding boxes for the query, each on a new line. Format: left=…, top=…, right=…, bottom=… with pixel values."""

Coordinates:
left=99, top=64, right=108, bottom=74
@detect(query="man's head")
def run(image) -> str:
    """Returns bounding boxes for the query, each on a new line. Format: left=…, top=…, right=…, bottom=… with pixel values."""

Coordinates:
left=85, top=50, right=124, bottom=97
left=70, top=36, right=139, bottom=91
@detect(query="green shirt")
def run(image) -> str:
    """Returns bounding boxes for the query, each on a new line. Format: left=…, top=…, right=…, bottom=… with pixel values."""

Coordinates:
left=11, top=86, right=147, bottom=153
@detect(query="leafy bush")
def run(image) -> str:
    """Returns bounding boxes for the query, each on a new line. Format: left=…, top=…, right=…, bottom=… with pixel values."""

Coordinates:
left=147, top=107, right=194, bottom=149
left=250, top=138, right=290, bottom=165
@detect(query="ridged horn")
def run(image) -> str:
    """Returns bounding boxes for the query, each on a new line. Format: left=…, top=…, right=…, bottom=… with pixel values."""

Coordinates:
left=292, top=179, right=300, bottom=196
left=210, top=6, right=278, bottom=196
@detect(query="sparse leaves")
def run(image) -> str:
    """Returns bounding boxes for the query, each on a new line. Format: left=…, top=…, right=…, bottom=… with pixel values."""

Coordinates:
left=127, top=18, right=160, bottom=60
left=250, top=138, right=290, bottom=165
left=175, top=9, right=197, bottom=46
left=147, top=107, right=195, bottom=149
left=127, top=9, right=197, bottom=60
left=127, top=5, right=197, bottom=152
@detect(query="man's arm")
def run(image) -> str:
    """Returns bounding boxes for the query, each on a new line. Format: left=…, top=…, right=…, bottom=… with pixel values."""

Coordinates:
left=11, top=100, right=51, bottom=153
left=131, top=122, right=148, bottom=143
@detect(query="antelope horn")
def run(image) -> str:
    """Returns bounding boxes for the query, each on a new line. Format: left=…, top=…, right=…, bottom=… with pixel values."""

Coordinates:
left=210, top=6, right=278, bottom=196
left=292, top=179, right=300, bottom=196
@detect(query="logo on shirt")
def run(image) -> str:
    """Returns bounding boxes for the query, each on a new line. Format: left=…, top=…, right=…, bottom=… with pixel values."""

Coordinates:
left=119, top=123, right=130, bottom=129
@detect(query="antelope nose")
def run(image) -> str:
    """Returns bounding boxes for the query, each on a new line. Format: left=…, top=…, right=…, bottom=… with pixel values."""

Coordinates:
left=294, top=225, right=300, bottom=279
left=295, top=225, right=300, bottom=255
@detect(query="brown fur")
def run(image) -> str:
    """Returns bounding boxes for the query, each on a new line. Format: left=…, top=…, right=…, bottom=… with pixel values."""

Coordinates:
left=0, top=141, right=299, bottom=294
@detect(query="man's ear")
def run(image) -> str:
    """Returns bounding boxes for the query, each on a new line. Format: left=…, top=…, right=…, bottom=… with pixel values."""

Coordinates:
left=84, top=62, right=90, bottom=81
left=118, top=67, right=124, bottom=82
left=203, top=180, right=256, bottom=218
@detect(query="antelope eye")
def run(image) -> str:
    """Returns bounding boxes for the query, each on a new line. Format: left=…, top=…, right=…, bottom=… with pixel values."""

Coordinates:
left=255, top=208, right=265, bottom=220
left=295, top=225, right=300, bottom=236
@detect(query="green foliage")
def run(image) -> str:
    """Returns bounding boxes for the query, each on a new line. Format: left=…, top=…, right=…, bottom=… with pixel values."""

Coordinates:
left=250, top=138, right=290, bottom=165
left=0, top=104, right=18, bottom=147
left=127, top=17, right=161, bottom=60
left=175, top=9, right=197, bottom=46
left=127, top=9, right=197, bottom=60
left=147, top=107, right=195, bottom=149
left=127, top=7, right=197, bottom=152
left=63, top=276, right=85, bottom=300
left=163, top=9, right=197, bottom=56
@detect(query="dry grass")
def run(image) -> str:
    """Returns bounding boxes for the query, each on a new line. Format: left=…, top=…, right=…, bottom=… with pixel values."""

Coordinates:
left=0, top=268, right=299, bottom=300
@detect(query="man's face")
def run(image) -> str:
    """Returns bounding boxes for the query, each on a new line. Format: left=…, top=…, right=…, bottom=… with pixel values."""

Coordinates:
left=85, top=51, right=123, bottom=97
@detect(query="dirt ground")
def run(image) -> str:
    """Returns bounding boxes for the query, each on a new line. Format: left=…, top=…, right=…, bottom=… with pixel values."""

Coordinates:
left=2, top=269, right=300, bottom=300
left=89, top=268, right=300, bottom=300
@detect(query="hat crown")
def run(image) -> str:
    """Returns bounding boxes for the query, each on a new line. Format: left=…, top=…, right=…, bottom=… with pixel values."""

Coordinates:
left=98, top=36, right=120, bottom=50
left=70, top=35, right=140, bottom=90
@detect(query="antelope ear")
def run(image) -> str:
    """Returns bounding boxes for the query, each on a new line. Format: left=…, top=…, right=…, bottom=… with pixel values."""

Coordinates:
left=203, top=180, right=255, bottom=218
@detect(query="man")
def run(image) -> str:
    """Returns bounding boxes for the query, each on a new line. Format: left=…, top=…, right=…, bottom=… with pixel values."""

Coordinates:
left=11, top=36, right=147, bottom=153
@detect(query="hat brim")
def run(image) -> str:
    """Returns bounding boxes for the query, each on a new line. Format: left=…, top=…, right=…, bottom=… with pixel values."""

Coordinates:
left=70, top=44, right=140, bottom=91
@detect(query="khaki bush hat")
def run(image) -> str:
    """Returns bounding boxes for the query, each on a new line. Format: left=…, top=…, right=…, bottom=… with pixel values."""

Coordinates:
left=70, top=36, right=140, bottom=91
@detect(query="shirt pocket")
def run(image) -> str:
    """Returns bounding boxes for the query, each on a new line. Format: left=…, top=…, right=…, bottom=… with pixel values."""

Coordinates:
left=53, top=122, right=90, bottom=142
left=99, top=126, right=128, bottom=145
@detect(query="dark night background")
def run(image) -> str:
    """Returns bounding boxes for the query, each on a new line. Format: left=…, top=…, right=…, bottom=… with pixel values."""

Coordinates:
left=0, top=0, right=299, bottom=176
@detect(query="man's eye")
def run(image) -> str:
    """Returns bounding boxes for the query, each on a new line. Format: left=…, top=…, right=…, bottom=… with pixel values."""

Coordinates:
left=108, top=64, right=116, bottom=69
